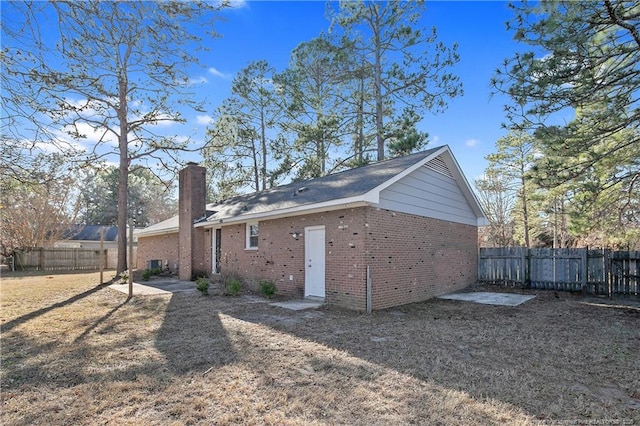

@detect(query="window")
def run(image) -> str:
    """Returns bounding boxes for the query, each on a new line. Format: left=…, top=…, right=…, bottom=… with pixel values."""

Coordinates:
left=246, top=222, right=259, bottom=249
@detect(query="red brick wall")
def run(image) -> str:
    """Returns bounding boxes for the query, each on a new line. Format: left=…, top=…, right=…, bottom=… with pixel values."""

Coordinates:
left=218, top=208, right=368, bottom=310
left=137, top=233, right=179, bottom=272
left=365, top=208, right=478, bottom=310
left=139, top=205, right=477, bottom=311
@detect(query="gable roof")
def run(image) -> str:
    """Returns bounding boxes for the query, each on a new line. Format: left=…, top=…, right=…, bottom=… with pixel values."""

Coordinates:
left=204, top=147, right=442, bottom=221
left=60, top=225, right=119, bottom=241
left=134, top=206, right=217, bottom=237
left=136, top=146, right=486, bottom=237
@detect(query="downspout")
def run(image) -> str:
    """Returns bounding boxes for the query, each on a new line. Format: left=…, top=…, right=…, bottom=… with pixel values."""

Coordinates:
left=366, top=265, right=372, bottom=314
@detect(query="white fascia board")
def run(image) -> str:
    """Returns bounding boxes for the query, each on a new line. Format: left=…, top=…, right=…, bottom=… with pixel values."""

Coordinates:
left=196, top=197, right=372, bottom=228
left=135, top=226, right=179, bottom=238
left=438, top=148, right=488, bottom=222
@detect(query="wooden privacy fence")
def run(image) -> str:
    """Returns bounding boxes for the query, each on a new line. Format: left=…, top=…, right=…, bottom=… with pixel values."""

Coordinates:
left=479, top=247, right=640, bottom=297
left=12, top=247, right=132, bottom=271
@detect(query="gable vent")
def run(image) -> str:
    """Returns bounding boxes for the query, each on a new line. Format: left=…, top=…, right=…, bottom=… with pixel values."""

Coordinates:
left=424, top=156, right=453, bottom=178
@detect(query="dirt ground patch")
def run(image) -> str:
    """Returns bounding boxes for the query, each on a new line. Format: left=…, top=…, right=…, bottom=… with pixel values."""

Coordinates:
left=1, top=272, right=638, bottom=425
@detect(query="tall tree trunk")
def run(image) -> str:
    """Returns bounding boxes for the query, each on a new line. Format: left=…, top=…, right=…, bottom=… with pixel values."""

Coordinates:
left=520, top=174, right=531, bottom=248
left=116, top=72, right=129, bottom=274
left=356, top=75, right=364, bottom=164
left=260, top=106, right=267, bottom=190
left=250, top=133, right=259, bottom=192
left=373, top=11, right=384, bottom=162
left=320, top=138, right=325, bottom=175
left=318, top=110, right=325, bottom=176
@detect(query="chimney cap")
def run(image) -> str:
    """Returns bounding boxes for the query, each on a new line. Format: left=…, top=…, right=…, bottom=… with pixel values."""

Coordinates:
left=186, top=161, right=200, bottom=166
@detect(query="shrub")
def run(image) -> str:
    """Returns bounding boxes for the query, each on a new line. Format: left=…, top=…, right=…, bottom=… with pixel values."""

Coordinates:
left=118, top=271, right=129, bottom=283
left=195, top=277, right=209, bottom=296
left=224, top=278, right=242, bottom=296
left=259, top=279, right=276, bottom=299
left=142, top=267, right=164, bottom=281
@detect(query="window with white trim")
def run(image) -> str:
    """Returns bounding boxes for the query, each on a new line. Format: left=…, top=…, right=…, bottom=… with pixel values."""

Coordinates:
left=246, top=222, right=259, bottom=249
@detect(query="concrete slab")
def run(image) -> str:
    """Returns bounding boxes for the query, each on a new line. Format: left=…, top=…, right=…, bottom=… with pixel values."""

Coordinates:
left=270, top=298, right=325, bottom=311
left=109, top=278, right=196, bottom=296
left=437, top=292, right=536, bottom=307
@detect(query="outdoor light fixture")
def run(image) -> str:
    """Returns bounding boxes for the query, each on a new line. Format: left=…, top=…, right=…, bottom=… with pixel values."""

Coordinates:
left=290, top=231, right=301, bottom=239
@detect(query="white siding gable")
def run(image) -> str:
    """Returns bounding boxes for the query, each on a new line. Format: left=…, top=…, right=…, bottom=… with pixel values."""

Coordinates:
left=377, top=156, right=478, bottom=226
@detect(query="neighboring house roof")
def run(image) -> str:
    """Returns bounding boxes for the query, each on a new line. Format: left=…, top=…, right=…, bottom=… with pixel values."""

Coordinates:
left=136, top=145, right=487, bottom=238
left=60, top=225, right=119, bottom=241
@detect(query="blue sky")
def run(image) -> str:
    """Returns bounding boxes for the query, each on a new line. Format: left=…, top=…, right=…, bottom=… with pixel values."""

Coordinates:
left=185, top=0, right=526, bottom=183
left=3, top=1, right=534, bottom=186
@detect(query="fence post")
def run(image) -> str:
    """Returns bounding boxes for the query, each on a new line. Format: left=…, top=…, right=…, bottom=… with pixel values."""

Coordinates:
left=366, top=266, right=372, bottom=314
left=100, top=227, right=104, bottom=284
left=581, top=248, right=588, bottom=293
left=519, top=247, right=525, bottom=286
left=603, top=248, right=611, bottom=298
left=524, top=247, right=531, bottom=288
left=39, top=247, right=45, bottom=271
left=624, top=251, right=631, bottom=296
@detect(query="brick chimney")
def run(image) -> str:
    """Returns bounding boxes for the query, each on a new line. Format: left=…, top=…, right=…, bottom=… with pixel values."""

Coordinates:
left=179, top=162, right=206, bottom=280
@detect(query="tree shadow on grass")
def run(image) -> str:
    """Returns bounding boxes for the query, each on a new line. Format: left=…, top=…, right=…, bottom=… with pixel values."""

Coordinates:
left=73, top=298, right=130, bottom=343
left=1, top=282, right=241, bottom=425
left=1, top=280, right=115, bottom=334
left=2, top=288, right=238, bottom=391
left=154, top=294, right=238, bottom=374
left=1, top=290, right=158, bottom=394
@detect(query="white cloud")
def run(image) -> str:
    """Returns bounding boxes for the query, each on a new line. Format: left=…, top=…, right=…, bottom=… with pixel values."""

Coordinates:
left=431, top=135, right=440, bottom=144
left=208, top=67, right=230, bottom=79
left=63, top=122, right=118, bottom=146
left=188, top=76, right=209, bottom=85
left=465, top=139, right=479, bottom=148
left=56, top=97, right=106, bottom=120
left=145, top=112, right=177, bottom=127
left=196, top=115, right=214, bottom=125
left=33, top=139, right=87, bottom=155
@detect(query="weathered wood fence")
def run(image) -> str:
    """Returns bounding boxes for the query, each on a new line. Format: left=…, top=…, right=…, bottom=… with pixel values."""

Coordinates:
left=11, top=248, right=133, bottom=271
left=479, top=247, right=640, bottom=297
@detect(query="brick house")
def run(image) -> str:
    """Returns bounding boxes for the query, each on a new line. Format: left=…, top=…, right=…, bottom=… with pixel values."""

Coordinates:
left=136, top=145, right=486, bottom=311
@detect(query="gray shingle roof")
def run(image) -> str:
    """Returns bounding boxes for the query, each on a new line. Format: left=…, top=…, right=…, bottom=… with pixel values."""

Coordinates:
left=137, top=146, right=456, bottom=237
left=206, top=147, right=442, bottom=222
left=61, top=225, right=119, bottom=241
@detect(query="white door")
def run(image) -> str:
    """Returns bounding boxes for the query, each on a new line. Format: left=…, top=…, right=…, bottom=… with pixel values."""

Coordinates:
left=304, top=226, right=325, bottom=298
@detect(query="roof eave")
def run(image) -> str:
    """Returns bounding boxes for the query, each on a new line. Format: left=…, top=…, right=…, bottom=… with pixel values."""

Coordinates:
left=196, top=196, right=374, bottom=228
left=135, top=226, right=179, bottom=238
left=438, top=147, right=488, bottom=222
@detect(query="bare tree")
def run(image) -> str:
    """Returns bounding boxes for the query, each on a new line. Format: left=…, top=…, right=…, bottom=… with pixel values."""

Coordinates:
left=0, top=154, right=80, bottom=257
left=2, top=1, right=226, bottom=273
left=474, top=172, right=516, bottom=247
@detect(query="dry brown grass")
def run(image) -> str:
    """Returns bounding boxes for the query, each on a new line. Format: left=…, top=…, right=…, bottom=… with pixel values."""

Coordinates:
left=1, top=271, right=638, bottom=425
